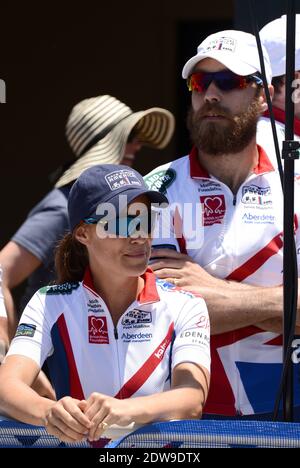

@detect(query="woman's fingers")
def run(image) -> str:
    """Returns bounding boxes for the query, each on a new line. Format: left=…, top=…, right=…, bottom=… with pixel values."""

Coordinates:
left=46, top=421, right=86, bottom=443
left=86, top=403, right=108, bottom=440
left=84, top=393, right=133, bottom=441
left=46, top=398, right=91, bottom=440
left=84, top=394, right=118, bottom=441
left=91, top=418, right=112, bottom=442
left=46, top=417, right=88, bottom=442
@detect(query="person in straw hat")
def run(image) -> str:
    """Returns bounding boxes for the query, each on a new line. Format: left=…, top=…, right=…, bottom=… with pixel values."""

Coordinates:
left=54, top=94, right=175, bottom=187
left=0, top=164, right=210, bottom=444
left=0, top=95, right=174, bottom=396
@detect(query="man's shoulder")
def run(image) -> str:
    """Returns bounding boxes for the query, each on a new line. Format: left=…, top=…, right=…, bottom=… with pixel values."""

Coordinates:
left=257, top=116, right=299, bottom=141
left=144, top=155, right=189, bottom=194
left=257, top=116, right=285, bottom=130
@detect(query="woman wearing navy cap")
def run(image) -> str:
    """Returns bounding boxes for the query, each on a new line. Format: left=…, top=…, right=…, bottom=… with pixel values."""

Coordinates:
left=0, top=164, right=210, bottom=444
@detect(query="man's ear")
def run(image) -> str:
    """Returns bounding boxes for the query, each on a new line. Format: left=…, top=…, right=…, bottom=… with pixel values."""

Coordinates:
left=74, top=224, right=90, bottom=246
left=260, top=84, right=274, bottom=113
left=295, top=70, right=300, bottom=80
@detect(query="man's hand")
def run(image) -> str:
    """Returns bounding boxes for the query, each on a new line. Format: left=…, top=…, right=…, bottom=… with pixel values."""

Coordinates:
left=150, top=248, right=220, bottom=290
left=150, top=248, right=289, bottom=334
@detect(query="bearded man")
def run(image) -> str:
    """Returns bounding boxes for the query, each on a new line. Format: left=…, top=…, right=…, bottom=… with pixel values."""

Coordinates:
left=145, top=30, right=300, bottom=419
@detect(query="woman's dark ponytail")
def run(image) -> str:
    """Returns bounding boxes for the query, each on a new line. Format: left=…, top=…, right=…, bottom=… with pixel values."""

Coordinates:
left=55, top=232, right=88, bottom=284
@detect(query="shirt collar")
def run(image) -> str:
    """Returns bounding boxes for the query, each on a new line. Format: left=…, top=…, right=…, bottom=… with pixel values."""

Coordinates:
left=137, top=268, right=160, bottom=304
left=83, top=267, right=160, bottom=305
left=189, top=146, right=210, bottom=179
left=189, top=144, right=274, bottom=179
left=253, top=145, right=275, bottom=174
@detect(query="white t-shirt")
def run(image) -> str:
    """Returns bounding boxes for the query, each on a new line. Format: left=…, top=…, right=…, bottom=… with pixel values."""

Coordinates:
left=7, top=269, right=210, bottom=400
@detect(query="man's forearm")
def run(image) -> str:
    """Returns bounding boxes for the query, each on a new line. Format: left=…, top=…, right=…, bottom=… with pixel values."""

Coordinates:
left=150, top=250, right=298, bottom=335
left=199, top=282, right=284, bottom=334
left=253, top=317, right=300, bottom=334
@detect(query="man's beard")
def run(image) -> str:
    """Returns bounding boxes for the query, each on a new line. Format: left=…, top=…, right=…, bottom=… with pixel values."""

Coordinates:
left=186, top=96, right=261, bottom=155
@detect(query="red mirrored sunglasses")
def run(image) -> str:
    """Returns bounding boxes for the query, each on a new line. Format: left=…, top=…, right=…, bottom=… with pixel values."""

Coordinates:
left=187, top=70, right=263, bottom=93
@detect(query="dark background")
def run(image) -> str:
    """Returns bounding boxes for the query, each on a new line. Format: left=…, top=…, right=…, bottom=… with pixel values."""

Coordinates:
left=0, top=0, right=299, bottom=246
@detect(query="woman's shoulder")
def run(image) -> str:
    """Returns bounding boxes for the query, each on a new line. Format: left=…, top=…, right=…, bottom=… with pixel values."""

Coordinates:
left=37, top=281, right=81, bottom=297
left=155, top=279, right=204, bottom=306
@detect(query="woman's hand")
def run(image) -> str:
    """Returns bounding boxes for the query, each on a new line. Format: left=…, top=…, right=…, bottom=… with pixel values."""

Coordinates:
left=84, top=393, right=134, bottom=441
left=45, top=396, right=91, bottom=443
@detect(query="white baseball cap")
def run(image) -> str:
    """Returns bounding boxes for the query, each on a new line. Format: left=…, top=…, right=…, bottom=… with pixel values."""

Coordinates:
left=260, top=15, right=300, bottom=77
left=182, top=29, right=272, bottom=84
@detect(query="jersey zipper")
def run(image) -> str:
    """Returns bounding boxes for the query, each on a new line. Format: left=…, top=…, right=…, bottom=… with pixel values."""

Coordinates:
left=233, top=194, right=237, bottom=206
left=114, top=323, right=123, bottom=399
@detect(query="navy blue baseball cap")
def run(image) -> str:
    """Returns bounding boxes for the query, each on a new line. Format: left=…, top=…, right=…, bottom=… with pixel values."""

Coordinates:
left=68, top=164, right=168, bottom=230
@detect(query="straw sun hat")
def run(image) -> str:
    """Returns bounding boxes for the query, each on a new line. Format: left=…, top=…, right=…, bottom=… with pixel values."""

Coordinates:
left=55, top=95, right=175, bottom=188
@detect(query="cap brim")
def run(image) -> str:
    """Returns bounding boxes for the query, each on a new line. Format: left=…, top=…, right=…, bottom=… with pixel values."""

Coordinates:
left=89, top=188, right=168, bottom=220
left=182, top=51, right=259, bottom=79
left=55, top=108, right=175, bottom=188
left=271, top=49, right=300, bottom=77
left=106, top=187, right=168, bottom=212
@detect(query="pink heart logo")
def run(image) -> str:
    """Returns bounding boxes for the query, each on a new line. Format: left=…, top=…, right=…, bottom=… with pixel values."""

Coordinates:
left=91, top=317, right=104, bottom=333
left=204, top=196, right=223, bottom=214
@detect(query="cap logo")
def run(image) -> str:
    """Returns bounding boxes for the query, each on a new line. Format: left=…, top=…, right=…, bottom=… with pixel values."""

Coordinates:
left=105, top=169, right=142, bottom=191
left=204, top=37, right=236, bottom=53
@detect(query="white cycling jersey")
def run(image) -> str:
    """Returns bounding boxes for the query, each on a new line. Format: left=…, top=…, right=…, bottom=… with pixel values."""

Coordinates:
left=7, top=269, right=210, bottom=400
left=145, top=145, right=300, bottom=416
